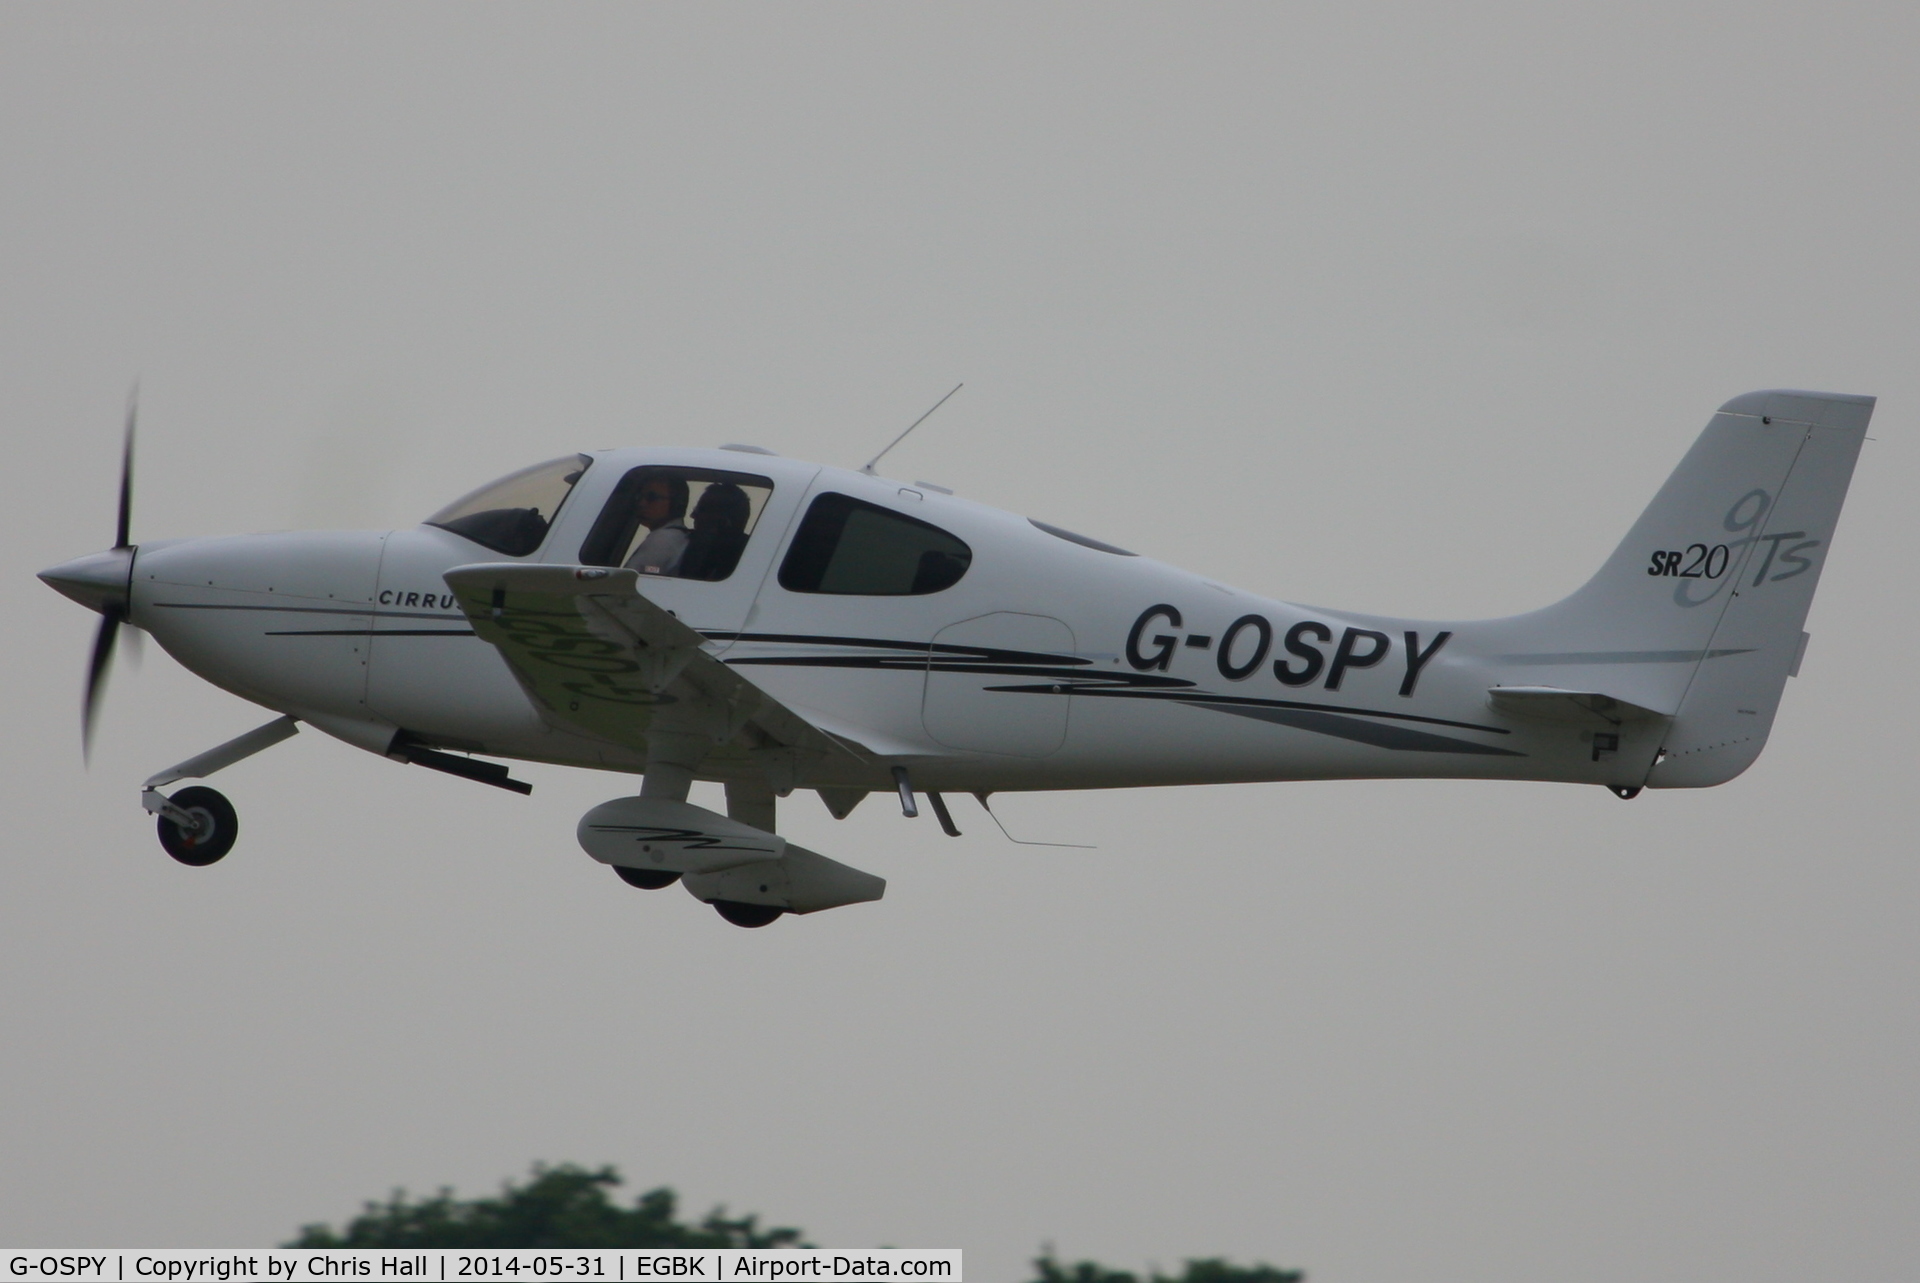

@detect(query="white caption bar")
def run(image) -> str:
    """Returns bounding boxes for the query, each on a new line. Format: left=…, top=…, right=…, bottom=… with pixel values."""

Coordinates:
left=4, top=1254, right=960, bottom=1283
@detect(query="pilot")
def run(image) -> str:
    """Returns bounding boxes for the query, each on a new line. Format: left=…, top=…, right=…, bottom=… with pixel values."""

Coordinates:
left=623, top=475, right=690, bottom=575
left=678, top=481, right=752, bottom=581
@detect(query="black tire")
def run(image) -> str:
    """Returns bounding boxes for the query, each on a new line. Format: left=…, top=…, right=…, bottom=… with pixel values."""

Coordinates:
left=613, top=865, right=681, bottom=890
left=712, top=900, right=784, bottom=928
left=156, top=786, right=238, bottom=867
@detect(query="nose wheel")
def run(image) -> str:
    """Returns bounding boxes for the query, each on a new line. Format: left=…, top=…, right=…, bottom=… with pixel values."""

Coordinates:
left=151, top=786, right=238, bottom=866
left=136, top=716, right=295, bottom=868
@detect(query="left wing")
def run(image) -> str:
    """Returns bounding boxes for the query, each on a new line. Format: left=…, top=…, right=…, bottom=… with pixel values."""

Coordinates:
left=443, top=563, right=867, bottom=785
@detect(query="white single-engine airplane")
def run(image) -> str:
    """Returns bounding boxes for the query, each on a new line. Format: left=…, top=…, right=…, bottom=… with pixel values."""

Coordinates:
left=41, top=389, right=1872, bottom=926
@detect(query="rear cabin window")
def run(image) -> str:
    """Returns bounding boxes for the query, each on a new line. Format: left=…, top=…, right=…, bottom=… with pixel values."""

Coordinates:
left=578, top=467, right=774, bottom=582
left=778, top=492, right=972, bottom=595
left=425, top=455, right=590, bottom=557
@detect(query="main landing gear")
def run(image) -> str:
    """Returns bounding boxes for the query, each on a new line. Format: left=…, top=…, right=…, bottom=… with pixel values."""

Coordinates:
left=608, top=865, right=784, bottom=925
left=613, top=865, right=681, bottom=890
left=711, top=900, right=785, bottom=928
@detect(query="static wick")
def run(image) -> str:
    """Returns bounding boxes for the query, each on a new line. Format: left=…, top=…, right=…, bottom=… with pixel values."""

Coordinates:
left=862, top=383, right=963, bottom=475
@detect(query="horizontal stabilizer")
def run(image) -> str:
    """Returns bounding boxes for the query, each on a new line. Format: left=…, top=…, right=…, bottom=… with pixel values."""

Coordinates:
left=1488, top=685, right=1669, bottom=726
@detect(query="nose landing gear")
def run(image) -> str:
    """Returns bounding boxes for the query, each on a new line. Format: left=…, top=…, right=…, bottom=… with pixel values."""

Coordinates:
left=138, top=714, right=299, bottom=868
left=150, top=786, right=238, bottom=866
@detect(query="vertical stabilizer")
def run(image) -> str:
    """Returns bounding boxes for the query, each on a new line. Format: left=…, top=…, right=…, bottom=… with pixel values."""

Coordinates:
left=1492, top=390, right=1872, bottom=787
left=1647, top=392, right=1872, bottom=785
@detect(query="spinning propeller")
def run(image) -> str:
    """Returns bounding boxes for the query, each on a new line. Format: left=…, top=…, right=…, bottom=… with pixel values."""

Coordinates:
left=39, top=393, right=140, bottom=760
left=85, top=400, right=138, bottom=756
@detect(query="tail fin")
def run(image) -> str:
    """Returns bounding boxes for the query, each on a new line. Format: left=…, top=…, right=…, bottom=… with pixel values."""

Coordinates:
left=1494, top=390, right=1873, bottom=788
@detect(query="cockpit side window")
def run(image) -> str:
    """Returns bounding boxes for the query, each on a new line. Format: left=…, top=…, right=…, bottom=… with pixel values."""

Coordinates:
left=425, top=455, right=590, bottom=556
left=778, top=493, right=972, bottom=595
left=578, top=467, right=775, bottom=582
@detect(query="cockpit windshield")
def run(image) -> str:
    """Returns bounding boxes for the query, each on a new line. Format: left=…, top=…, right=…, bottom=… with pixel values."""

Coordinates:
left=425, top=455, right=590, bottom=556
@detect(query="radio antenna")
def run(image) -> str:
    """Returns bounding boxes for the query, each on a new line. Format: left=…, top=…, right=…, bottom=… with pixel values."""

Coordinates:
left=973, top=792, right=1095, bottom=849
left=861, top=383, right=962, bottom=475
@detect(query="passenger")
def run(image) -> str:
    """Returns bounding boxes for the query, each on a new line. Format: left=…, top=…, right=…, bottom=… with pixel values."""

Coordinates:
left=623, top=476, right=690, bottom=575
left=679, top=482, right=752, bottom=581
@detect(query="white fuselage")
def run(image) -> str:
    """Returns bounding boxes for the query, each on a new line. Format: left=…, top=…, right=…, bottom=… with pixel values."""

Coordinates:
left=45, top=389, right=1869, bottom=919
left=126, top=447, right=1655, bottom=796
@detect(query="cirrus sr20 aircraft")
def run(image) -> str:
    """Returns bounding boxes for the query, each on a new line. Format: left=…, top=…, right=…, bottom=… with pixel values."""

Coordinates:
left=40, top=389, right=1872, bottom=926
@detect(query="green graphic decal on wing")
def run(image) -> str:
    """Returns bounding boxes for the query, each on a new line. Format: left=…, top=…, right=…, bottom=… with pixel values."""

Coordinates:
left=443, top=563, right=865, bottom=776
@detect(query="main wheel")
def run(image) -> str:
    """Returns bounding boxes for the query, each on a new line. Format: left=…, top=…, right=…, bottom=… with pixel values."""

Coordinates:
left=613, top=865, right=681, bottom=890
left=156, top=786, right=238, bottom=867
left=712, top=900, right=785, bottom=928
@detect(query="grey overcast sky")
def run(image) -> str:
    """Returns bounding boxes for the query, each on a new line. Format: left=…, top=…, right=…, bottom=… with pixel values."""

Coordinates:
left=4, top=4, right=1916, bottom=1279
